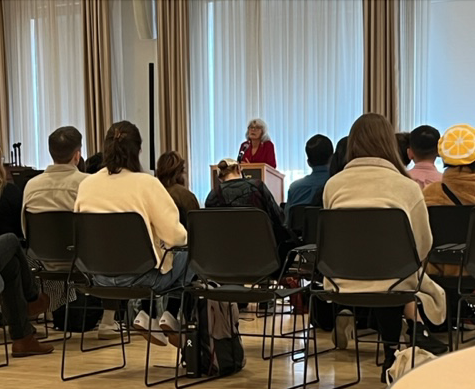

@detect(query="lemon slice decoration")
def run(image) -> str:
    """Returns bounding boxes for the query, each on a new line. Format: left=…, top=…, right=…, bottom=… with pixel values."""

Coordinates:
left=439, top=124, right=475, bottom=166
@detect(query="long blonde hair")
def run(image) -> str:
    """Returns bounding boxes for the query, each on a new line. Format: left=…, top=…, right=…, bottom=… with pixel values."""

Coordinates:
left=0, top=148, right=6, bottom=195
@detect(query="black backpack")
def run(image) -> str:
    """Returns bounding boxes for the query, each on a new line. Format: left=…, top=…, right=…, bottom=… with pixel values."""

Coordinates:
left=185, top=298, right=245, bottom=377
left=53, top=292, right=103, bottom=332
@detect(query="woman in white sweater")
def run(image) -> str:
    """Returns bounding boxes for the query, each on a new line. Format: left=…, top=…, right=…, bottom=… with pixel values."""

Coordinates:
left=75, top=121, right=190, bottom=348
left=323, top=113, right=446, bottom=382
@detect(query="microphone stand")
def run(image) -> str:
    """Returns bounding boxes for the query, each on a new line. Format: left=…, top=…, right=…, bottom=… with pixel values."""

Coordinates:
left=13, top=144, right=18, bottom=167
left=17, top=143, right=22, bottom=166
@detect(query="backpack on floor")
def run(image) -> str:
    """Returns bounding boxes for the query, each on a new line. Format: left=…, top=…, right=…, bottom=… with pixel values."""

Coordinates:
left=53, top=292, right=103, bottom=332
left=188, top=298, right=246, bottom=377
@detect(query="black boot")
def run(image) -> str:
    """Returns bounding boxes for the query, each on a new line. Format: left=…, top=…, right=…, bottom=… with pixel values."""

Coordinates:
left=381, top=345, right=396, bottom=384
left=407, top=320, right=447, bottom=355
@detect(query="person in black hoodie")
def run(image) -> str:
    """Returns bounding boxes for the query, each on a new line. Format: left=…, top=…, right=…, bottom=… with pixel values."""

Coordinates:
left=205, top=158, right=296, bottom=271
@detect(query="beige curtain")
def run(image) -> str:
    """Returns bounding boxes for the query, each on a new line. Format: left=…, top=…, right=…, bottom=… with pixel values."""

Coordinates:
left=82, top=0, right=113, bottom=155
left=363, top=0, right=399, bottom=130
left=157, top=0, right=190, bottom=170
left=0, top=0, right=9, bottom=154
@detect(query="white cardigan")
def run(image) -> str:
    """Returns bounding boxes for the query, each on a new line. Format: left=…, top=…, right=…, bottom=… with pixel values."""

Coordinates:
left=323, top=157, right=446, bottom=325
left=75, top=168, right=187, bottom=271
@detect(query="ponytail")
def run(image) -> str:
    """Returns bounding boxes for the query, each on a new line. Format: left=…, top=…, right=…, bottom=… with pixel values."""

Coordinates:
left=103, top=121, right=142, bottom=174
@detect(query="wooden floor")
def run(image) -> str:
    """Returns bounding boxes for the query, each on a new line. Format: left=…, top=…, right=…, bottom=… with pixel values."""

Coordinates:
left=0, top=304, right=456, bottom=389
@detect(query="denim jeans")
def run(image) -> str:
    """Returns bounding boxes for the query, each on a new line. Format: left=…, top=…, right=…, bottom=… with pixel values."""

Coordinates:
left=0, top=233, right=39, bottom=340
left=93, top=252, right=194, bottom=293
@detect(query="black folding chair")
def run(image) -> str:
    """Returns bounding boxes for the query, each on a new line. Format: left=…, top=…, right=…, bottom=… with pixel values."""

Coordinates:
left=289, top=206, right=321, bottom=274
left=304, top=208, right=425, bottom=389
left=184, top=208, right=317, bottom=389
left=61, top=212, right=183, bottom=385
left=455, top=208, right=475, bottom=349
left=428, top=205, right=474, bottom=350
left=24, top=211, right=78, bottom=343
left=288, top=204, right=308, bottom=238
left=0, top=276, right=8, bottom=368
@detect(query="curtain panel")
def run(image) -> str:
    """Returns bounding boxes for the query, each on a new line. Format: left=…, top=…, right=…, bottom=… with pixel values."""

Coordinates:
left=188, top=0, right=364, bottom=202
left=3, top=0, right=86, bottom=168
left=363, top=0, right=399, bottom=130
left=0, top=0, right=9, bottom=154
left=157, top=0, right=190, bottom=177
left=82, top=0, right=113, bottom=155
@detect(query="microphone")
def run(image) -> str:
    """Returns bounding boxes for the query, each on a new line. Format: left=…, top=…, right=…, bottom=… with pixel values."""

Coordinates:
left=237, top=141, right=250, bottom=163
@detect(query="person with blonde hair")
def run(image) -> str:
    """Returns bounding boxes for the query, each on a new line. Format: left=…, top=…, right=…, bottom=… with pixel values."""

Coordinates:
left=323, top=113, right=447, bottom=382
left=205, top=158, right=294, bottom=271
left=156, top=151, right=199, bottom=225
left=238, top=118, right=277, bottom=168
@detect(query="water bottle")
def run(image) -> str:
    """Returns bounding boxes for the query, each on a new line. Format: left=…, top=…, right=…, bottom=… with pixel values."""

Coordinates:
left=185, top=322, right=201, bottom=378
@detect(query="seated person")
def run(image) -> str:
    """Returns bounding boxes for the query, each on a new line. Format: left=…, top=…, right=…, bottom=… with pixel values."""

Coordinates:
left=22, top=127, right=118, bottom=340
left=0, top=233, right=53, bottom=357
left=424, top=124, right=475, bottom=276
left=396, top=132, right=411, bottom=167
left=407, top=125, right=442, bottom=189
left=312, top=136, right=348, bottom=207
left=205, top=158, right=295, bottom=269
left=77, top=157, right=86, bottom=173
left=424, top=124, right=475, bottom=205
left=323, top=113, right=447, bottom=382
left=85, top=152, right=103, bottom=174
left=0, top=149, right=22, bottom=237
left=75, top=121, right=190, bottom=348
left=156, top=151, right=199, bottom=225
left=285, top=135, right=333, bottom=220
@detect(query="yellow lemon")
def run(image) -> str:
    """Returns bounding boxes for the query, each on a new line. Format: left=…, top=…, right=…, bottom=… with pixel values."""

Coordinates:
left=439, top=124, right=475, bottom=166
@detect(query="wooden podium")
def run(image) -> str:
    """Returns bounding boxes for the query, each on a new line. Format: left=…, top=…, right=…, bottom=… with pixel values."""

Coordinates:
left=210, top=163, right=285, bottom=204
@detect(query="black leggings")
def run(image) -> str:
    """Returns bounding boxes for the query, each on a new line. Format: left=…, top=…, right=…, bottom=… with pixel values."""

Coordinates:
left=373, top=306, right=404, bottom=351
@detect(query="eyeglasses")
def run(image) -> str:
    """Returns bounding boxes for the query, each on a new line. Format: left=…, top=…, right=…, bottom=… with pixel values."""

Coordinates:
left=248, top=126, right=263, bottom=130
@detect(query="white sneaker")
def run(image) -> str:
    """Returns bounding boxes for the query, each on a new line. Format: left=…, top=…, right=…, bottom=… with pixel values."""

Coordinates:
left=98, top=321, right=126, bottom=340
left=133, top=310, right=168, bottom=346
left=159, top=311, right=181, bottom=348
left=331, top=309, right=354, bottom=349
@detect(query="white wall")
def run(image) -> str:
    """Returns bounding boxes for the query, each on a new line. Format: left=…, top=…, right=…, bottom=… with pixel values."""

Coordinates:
left=428, top=0, right=475, bottom=130
left=114, top=0, right=158, bottom=174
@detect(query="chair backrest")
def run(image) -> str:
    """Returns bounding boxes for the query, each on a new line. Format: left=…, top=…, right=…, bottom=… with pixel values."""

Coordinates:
left=316, top=208, right=420, bottom=280
left=464, top=208, right=475, bottom=276
left=288, top=204, right=307, bottom=236
left=302, top=206, right=321, bottom=244
left=428, top=205, right=473, bottom=247
left=187, top=208, right=281, bottom=284
left=74, top=213, right=157, bottom=276
left=25, top=211, right=75, bottom=262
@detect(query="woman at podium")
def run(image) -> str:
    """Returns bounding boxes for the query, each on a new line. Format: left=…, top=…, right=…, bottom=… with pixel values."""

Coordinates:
left=238, top=118, right=277, bottom=168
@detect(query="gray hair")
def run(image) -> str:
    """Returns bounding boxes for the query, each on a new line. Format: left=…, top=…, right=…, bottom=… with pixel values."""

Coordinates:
left=245, top=118, right=271, bottom=142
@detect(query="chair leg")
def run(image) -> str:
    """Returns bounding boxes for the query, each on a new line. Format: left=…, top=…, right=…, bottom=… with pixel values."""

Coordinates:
left=145, top=291, right=187, bottom=388
left=61, top=285, right=127, bottom=381
left=0, top=313, right=8, bottom=367
left=328, top=308, right=361, bottom=389
left=455, top=297, right=464, bottom=351
left=81, top=301, right=131, bottom=353
left=411, top=299, right=418, bottom=368
left=267, top=297, right=278, bottom=389
left=302, top=295, right=319, bottom=388
left=446, top=291, right=453, bottom=352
